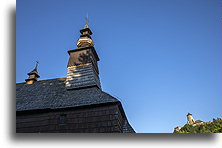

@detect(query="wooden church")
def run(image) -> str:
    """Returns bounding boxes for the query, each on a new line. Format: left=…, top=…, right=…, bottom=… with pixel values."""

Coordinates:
left=16, top=19, right=135, bottom=133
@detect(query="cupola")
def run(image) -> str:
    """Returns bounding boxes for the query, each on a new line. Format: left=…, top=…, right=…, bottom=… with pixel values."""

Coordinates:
left=25, top=61, right=40, bottom=84
left=76, top=17, right=94, bottom=47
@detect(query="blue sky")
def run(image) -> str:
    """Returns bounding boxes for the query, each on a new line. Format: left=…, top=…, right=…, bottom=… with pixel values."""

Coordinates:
left=16, top=0, right=221, bottom=133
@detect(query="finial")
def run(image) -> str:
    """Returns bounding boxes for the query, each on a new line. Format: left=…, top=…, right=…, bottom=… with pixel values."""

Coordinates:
left=34, top=60, right=39, bottom=71
left=86, top=13, right=88, bottom=25
left=84, top=13, right=89, bottom=29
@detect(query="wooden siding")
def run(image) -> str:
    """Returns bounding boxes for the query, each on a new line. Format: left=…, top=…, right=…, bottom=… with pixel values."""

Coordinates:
left=16, top=104, right=124, bottom=133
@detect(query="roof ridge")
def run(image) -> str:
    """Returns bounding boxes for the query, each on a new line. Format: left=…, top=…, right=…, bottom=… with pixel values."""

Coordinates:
left=16, top=77, right=67, bottom=84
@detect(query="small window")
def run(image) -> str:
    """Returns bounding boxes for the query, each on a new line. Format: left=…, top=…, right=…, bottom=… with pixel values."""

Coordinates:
left=59, top=114, right=67, bottom=124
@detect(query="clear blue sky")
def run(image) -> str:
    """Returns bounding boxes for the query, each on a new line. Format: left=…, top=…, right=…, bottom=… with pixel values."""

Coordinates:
left=16, top=0, right=221, bottom=133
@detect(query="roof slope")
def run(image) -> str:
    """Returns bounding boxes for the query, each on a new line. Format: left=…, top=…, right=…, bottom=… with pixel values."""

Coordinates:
left=16, top=78, right=119, bottom=111
left=123, top=119, right=135, bottom=133
left=16, top=78, right=135, bottom=133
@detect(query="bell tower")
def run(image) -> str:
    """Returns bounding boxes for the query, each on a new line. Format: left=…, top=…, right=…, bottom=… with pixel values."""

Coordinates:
left=65, top=18, right=101, bottom=90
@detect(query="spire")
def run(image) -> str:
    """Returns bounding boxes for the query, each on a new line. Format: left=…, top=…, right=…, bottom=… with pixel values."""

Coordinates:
left=77, top=16, right=94, bottom=47
left=83, top=13, right=89, bottom=29
left=25, top=61, right=40, bottom=84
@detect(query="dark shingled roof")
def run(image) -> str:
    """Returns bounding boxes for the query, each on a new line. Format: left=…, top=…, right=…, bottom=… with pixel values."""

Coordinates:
left=16, top=78, right=119, bottom=111
left=16, top=78, right=135, bottom=133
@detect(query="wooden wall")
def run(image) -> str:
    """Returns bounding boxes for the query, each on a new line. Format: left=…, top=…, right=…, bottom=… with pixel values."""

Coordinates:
left=16, top=103, right=124, bottom=133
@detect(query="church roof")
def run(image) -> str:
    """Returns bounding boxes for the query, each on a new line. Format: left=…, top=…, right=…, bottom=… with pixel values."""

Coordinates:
left=16, top=78, right=119, bottom=111
left=16, top=78, right=134, bottom=133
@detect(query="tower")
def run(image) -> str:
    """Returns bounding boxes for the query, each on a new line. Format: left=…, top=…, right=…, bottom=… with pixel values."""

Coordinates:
left=187, top=113, right=195, bottom=125
left=65, top=18, right=100, bottom=89
left=16, top=19, right=135, bottom=133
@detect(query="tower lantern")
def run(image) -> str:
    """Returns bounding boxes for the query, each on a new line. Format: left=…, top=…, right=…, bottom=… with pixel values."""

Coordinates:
left=77, top=17, right=94, bottom=47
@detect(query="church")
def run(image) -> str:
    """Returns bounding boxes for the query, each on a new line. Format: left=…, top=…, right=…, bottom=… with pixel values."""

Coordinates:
left=16, top=19, right=135, bottom=133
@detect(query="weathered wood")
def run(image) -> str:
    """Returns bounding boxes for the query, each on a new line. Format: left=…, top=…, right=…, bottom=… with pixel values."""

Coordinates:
left=16, top=104, right=125, bottom=133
